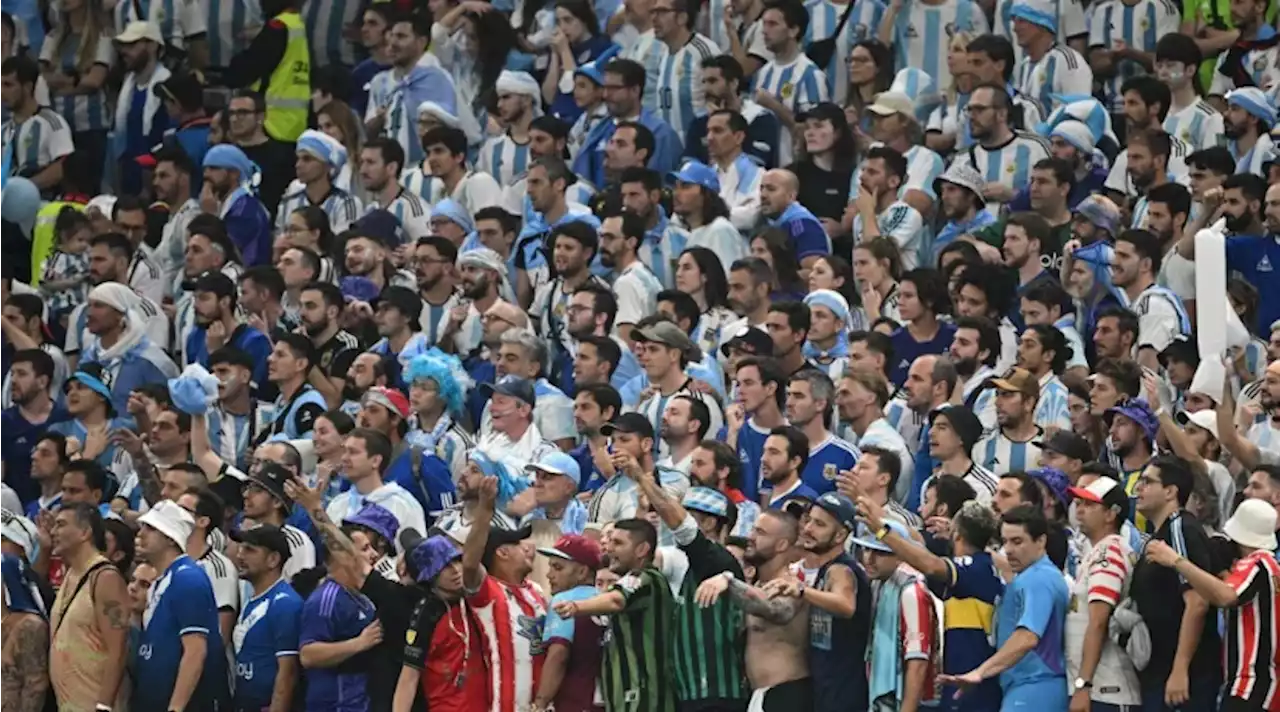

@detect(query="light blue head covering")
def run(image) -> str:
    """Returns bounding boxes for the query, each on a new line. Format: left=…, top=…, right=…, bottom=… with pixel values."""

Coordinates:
left=432, top=198, right=475, bottom=234
left=405, top=350, right=467, bottom=417
left=1226, top=87, right=1278, bottom=128
left=468, top=451, right=530, bottom=506
left=1009, top=0, right=1058, bottom=34
left=296, top=129, right=348, bottom=177
left=1, top=178, right=40, bottom=235
left=889, top=68, right=941, bottom=124
left=203, top=144, right=260, bottom=190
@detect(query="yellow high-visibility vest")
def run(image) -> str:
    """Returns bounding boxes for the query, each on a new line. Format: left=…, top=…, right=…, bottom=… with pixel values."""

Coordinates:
left=258, top=11, right=310, bottom=143
left=31, top=201, right=85, bottom=287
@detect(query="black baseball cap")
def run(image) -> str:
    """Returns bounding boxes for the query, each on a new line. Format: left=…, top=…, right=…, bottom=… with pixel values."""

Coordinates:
left=482, top=524, right=533, bottom=568
left=479, top=376, right=536, bottom=407
left=720, top=325, right=772, bottom=358
left=231, top=523, right=292, bottom=562
left=1034, top=430, right=1094, bottom=463
left=373, top=285, right=423, bottom=325
left=244, top=463, right=293, bottom=508
left=599, top=412, right=655, bottom=440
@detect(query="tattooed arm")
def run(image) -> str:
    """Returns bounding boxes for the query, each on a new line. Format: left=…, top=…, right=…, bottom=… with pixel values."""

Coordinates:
left=92, top=568, right=131, bottom=707
left=284, top=476, right=370, bottom=587
left=726, top=577, right=802, bottom=624
left=1, top=614, right=51, bottom=712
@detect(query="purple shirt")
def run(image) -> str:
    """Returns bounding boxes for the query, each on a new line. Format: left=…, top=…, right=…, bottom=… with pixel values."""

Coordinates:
left=299, top=579, right=376, bottom=711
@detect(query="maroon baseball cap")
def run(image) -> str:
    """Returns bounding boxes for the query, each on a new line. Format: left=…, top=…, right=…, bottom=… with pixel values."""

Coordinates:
left=536, top=534, right=602, bottom=570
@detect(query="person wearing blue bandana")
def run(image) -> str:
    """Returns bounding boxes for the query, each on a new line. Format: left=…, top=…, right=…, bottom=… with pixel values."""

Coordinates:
left=201, top=143, right=273, bottom=267
left=933, top=161, right=999, bottom=264
left=75, top=282, right=180, bottom=414
left=1223, top=87, right=1277, bottom=177
left=277, top=129, right=364, bottom=237
left=759, top=168, right=831, bottom=272
left=802, top=289, right=852, bottom=381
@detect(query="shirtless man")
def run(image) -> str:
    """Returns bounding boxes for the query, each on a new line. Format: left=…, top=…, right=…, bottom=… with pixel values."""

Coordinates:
left=694, top=508, right=812, bottom=710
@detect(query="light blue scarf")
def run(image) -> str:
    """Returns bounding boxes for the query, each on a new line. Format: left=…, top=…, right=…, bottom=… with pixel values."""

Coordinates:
left=803, top=331, right=850, bottom=363
left=868, top=569, right=910, bottom=705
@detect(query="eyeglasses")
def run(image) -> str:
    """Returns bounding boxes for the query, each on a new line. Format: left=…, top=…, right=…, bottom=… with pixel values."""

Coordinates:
left=1136, top=475, right=1162, bottom=487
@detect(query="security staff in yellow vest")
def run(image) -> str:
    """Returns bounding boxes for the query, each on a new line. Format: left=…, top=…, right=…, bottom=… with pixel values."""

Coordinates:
left=221, top=0, right=310, bottom=144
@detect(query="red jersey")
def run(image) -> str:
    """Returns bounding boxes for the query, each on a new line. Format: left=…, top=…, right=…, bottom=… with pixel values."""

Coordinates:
left=898, top=570, right=943, bottom=706
left=468, top=575, right=548, bottom=712
left=1223, top=550, right=1280, bottom=712
left=420, top=604, right=489, bottom=712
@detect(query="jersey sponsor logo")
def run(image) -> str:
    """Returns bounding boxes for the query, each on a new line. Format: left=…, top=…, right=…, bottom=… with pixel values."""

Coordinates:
left=1258, top=254, right=1273, bottom=272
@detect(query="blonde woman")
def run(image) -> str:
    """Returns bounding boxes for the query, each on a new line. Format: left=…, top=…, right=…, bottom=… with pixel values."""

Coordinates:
left=39, top=0, right=114, bottom=193
left=924, top=31, right=977, bottom=156
left=317, top=100, right=364, bottom=199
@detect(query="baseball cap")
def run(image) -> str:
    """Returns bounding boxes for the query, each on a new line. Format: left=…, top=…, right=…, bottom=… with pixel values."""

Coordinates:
left=116, top=20, right=162, bottom=44
left=537, top=534, right=603, bottom=569
left=1034, top=430, right=1093, bottom=462
left=1175, top=409, right=1219, bottom=441
left=482, top=525, right=534, bottom=567
left=633, top=321, right=702, bottom=362
left=191, top=271, right=237, bottom=301
left=849, top=519, right=914, bottom=553
left=719, top=324, right=772, bottom=357
left=1067, top=476, right=1129, bottom=512
left=811, top=492, right=857, bottom=532
left=245, top=463, right=294, bottom=509
left=990, top=368, right=1039, bottom=398
left=525, top=451, right=583, bottom=487
left=599, top=412, right=656, bottom=440
left=669, top=160, right=720, bottom=193
left=479, top=376, right=537, bottom=407
left=796, top=102, right=847, bottom=125
left=865, top=91, right=914, bottom=118
left=231, top=524, right=293, bottom=561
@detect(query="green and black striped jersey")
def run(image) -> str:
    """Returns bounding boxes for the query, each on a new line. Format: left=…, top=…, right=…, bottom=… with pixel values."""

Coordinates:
left=671, top=533, right=749, bottom=704
left=602, top=566, right=679, bottom=712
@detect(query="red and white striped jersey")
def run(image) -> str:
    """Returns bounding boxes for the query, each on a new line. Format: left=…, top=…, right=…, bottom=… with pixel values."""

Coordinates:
left=898, top=567, right=943, bottom=706
left=1223, top=550, right=1280, bottom=712
left=467, top=575, right=549, bottom=712
left=1066, top=533, right=1142, bottom=706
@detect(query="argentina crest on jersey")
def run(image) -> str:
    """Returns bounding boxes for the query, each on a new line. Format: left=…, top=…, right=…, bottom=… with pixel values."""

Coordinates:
left=823, top=463, right=838, bottom=481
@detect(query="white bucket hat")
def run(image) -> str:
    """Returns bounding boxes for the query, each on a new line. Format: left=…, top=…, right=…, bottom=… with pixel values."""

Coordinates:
left=1222, top=499, right=1278, bottom=551
left=138, top=500, right=195, bottom=551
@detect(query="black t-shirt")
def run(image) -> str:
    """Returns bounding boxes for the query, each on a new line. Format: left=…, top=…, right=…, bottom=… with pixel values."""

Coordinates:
left=315, top=329, right=360, bottom=380
left=1130, top=510, right=1222, bottom=686
left=789, top=160, right=854, bottom=224
left=362, top=573, right=427, bottom=712
left=239, top=137, right=297, bottom=219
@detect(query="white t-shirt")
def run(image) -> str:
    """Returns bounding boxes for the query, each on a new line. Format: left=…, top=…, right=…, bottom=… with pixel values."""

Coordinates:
left=196, top=547, right=241, bottom=615
left=325, top=481, right=428, bottom=552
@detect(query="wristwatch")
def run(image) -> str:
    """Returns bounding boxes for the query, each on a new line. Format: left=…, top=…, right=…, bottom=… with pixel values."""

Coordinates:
left=1073, top=678, right=1092, bottom=692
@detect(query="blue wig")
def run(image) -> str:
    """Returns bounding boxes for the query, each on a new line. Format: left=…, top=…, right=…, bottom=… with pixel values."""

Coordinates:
left=405, top=349, right=468, bottom=416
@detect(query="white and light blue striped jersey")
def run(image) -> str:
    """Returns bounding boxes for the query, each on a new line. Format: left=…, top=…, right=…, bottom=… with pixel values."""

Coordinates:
left=1163, top=99, right=1224, bottom=151
left=304, top=0, right=362, bottom=68
left=638, top=213, right=691, bottom=288
left=274, top=187, right=363, bottom=236
left=680, top=216, right=750, bottom=269
left=851, top=201, right=926, bottom=270
left=205, top=0, right=263, bottom=68
left=476, top=132, right=532, bottom=189
left=1105, top=133, right=1190, bottom=197
left=614, top=259, right=665, bottom=329
left=2, top=106, right=73, bottom=179
left=419, top=292, right=463, bottom=348
left=633, top=382, right=725, bottom=460
left=652, top=33, right=721, bottom=142
left=848, top=144, right=947, bottom=203
left=995, top=0, right=1087, bottom=66
left=623, top=29, right=665, bottom=111
left=701, top=0, right=733, bottom=51
left=956, top=131, right=1051, bottom=216
left=973, top=427, right=1043, bottom=476
left=1208, top=36, right=1280, bottom=96
left=400, top=166, right=505, bottom=215
left=883, top=394, right=927, bottom=454
left=1231, top=133, right=1276, bottom=178
left=1035, top=372, right=1073, bottom=432
left=369, top=332, right=433, bottom=377
left=1087, top=0, right=1181, bottom=111
left=887, top=0, right=989, bottom=90
left=112, top=0, right=206, bottom=47
left=753, top=53, right=829, bottom=165
left=366, top=189, right=432, bottom=242
left=805, top=0, right=885, bottom=104
left=365, top=65, right=454, bottom=168
left=39, top=31, right=114, bottom=133
left=1012, top=44, right=1094, bottom=118
left=717, top=150, right=765, bottom=232
left=569, top=104, right=609, bottom=162
left=531, top=274, right=611, bottom=358
left=206, top=403, right=264, bottom=472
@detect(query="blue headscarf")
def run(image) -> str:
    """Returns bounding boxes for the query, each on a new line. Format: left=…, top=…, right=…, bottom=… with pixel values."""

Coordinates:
left=802, top=289, right=852, bottom=362
left=468, top=451, right=529, bottom=506
left=2, top=553, right=46, bottom=617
